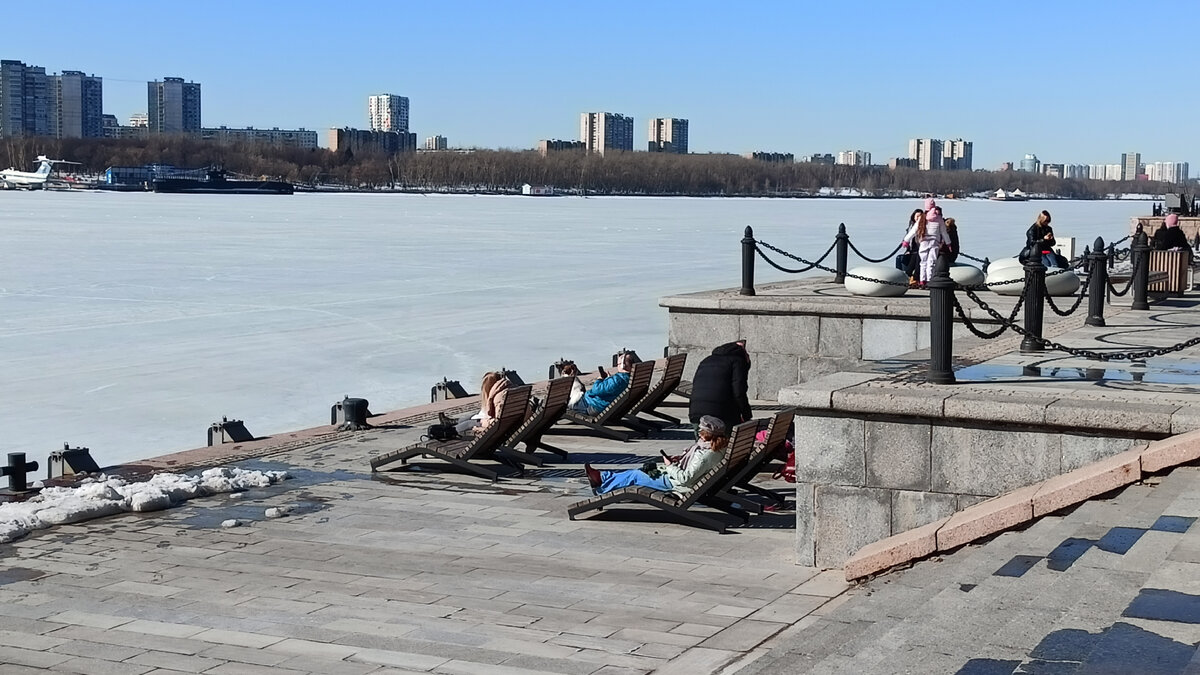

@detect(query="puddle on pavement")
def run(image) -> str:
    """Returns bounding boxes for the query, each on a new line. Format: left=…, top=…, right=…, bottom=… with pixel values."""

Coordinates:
left=0, top=567, right=47, bottom=586
left=1096, top=527, right=1146, bottom=554
left=955, top=361, right=1200, bottom=385
left=1045, top=537, right=1095, bottom=572
left=1122, top=588, right=1200, bottom=624
left=1150, top=515, right=1197, bottom=533
left=176, top=495, right=330, bottom=529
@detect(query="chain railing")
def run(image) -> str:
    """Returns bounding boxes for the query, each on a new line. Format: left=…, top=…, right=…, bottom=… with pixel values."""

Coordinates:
left=1044, top=282, right=1087, bottom=317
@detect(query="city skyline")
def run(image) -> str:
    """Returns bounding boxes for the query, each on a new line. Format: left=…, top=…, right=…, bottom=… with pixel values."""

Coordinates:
left=3, top=0, right=1198, bottom=170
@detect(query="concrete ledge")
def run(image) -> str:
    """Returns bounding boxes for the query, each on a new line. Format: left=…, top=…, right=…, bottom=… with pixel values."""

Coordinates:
left=942, top=392, right=1058, bottom=426
left=843, top=517, right=947, bottom=581
left=831, top=387, right=950, bottom=418
left=934, top=484, right=1039, bottom=553
left=1043, top=400, right=1179, bottom=435
left=1142, top=429, right=1200, bottom=473
left=1031, top=448, right=1142, bottom=517
left=778, top=372, right=884, bottom=410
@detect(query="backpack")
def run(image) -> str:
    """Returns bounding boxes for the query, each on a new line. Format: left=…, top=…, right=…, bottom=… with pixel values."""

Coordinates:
left=425, top=423, right=459, bottom=442
left=773, top=446, right=796, bottom=483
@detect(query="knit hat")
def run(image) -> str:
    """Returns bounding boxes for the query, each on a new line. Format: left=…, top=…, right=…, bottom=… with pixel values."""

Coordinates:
left=924, top=197, right=937, bottom=211
left=1166, top=214, right=1180, bottom=228
left=698, top=415, right=727, bottom=436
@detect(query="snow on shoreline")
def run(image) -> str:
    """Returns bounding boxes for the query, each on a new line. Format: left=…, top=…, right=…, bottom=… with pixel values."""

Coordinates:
left=0, top=467, right=291, bottom=544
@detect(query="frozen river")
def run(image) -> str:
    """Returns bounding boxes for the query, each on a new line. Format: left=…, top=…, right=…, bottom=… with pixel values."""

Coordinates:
left=0, top=192, right=1148, bottom=467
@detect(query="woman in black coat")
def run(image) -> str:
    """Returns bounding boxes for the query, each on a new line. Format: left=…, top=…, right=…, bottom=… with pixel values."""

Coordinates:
left=688, top=341, right=753, bottom=432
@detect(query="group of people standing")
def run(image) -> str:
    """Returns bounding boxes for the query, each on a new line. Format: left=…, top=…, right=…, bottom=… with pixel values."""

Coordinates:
left=899, top=197, right=959, bottom=287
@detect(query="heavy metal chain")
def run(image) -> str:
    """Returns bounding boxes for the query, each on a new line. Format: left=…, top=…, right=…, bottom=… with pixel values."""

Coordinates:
left=961, top=286, right=1200, bottom=360
left=953, top=287, right=1025, bottom=339
left=1043, top=282, right=1087, bottom=317
left=756, top=241, right=911, bottom=286
left=847, top=239, right=905, bottom=264
left=1106, top=252, right=1139, bottom=297
left=755, top=240, right=838, bottom=274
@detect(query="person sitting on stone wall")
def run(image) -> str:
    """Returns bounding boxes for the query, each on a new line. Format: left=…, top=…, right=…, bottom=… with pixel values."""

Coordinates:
left=584, top=416, right=728, bottom=496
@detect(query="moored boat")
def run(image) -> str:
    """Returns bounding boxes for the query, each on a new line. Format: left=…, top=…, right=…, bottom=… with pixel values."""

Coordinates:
left=152, top=168, right=293, bottom=195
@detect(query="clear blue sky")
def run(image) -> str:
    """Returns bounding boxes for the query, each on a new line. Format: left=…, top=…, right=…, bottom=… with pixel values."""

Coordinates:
left=6, top=0, right=1196, bottom=170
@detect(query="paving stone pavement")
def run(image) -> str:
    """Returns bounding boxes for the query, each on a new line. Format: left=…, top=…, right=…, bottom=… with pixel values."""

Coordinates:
left=735, top=465, right=1200, bottom=675
left=0, top=417, right=838, bottom=675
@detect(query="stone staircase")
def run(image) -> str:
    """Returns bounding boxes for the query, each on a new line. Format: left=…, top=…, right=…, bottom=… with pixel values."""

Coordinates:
left=736, top=466, right=1200, bottom=674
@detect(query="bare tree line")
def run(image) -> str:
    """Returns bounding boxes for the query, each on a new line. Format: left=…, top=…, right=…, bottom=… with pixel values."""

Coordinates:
left=0, top=136, right=1183, bottom=198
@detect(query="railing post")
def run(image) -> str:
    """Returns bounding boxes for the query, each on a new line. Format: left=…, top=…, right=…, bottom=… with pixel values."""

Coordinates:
left=927, top=254, right=956, bottom=384
left=1132, top=227, right=1151, bottom=310
left=834, top=223, right=849, bottom=284
left=740, top=226, right=756, bottom=296
left=1108, top=241, right=1116, bottom=270
left=1086, top=236, right=1108, bottom=327
left=1019, top=256, right=1047, bottom=353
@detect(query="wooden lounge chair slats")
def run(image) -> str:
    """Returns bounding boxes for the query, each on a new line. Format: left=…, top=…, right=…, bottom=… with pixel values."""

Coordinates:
left=500, top=376, right=574, bottom=464
left=565, top=420, right=757, bottom=533
left=370, top=385, right=532, bottom=481
left=559, top=361, right=655, bottom=441
left=625, top=353, right=688, bottom=428
left=711, top=408, right=795, bottom=514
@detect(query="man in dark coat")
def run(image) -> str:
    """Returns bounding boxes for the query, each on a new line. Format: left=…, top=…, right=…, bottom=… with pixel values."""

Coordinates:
left=688, top=340, right=753, bottom=432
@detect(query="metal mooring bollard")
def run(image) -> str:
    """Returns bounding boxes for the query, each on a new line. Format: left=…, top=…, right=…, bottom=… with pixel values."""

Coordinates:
left=2, top=452, right=39, bottom=492
left=1132, top=228, right=1151, bottom=311
left=740, top=226, right=756, bottom=296
left=1086, top=236, right=1108, bottom=327
left=834, top=223, right=849, bottom=284
left=1020, top=256, right=1047, bottom=353
left=926, top=255, right=956, bottom=384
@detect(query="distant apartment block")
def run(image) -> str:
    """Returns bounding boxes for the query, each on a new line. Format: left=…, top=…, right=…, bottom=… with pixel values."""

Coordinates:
left=745, top=152, right=794, bottom=163
left=537, top=139, right=586, bottom=156
left=907, top=138, right=942, bottom=171
left=1042, top=163, right=1065, bottom=179
left=836, top=150, right=871, bottom=166
left=1019, top=154, right=1040, bottom=173
left=51, top=71, right=103, bottom=138
left=200, top=126, right=318, bottom=149
left=328, top=127, right=417, bottom=154
left=1121, top=152, right=1142, bottom=181
left=1087, top=163, right=1122, bottom=181
left=998, top=162, right=1014, bottom=171
left=0, top=60, right=49, bottom=137
left=1146, top=161, right=1189, bottom=184
left=368, top=94, right=409, bottom=133
left=889, top=158, right=919, bottom=170
left=425, top=135, right=448, bottom=150
left=648, top=117, right=688, bottom=154
left=801, top=153, right=835, bottom=165
left=942, top=139, right=972, bottom=171
left=580, top=112, right=633, bottom=155
left=148, top=77, right=201, bottom=133
left=129, top=113, right=148, bottom=127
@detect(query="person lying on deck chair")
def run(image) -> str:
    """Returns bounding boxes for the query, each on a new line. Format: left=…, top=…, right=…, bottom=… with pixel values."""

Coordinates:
left=450, top=371, right=510, bottom=436
left=562, top=352, right=634, bottom=416
left=583, top=416, right=728, bottom=497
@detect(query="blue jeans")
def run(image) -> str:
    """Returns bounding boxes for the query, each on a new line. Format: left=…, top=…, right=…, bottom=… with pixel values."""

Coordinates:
left=569, top=398, right=603, bottom=416
left=598, top=469, right=672, bottom=494
left=1041, top=252, right=1058, bottom=268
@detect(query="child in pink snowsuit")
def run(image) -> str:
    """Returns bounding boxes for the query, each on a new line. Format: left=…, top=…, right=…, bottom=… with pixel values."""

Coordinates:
left=903, top=201, right=953, bottom=286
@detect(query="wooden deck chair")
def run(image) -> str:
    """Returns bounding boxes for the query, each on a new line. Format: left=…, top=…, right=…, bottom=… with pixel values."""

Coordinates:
left=624, top=353, right=688, bottom=429
left=558, top=361, right=655, bottom=442
left=712, top=408, right=795, bottom=513
left=565, top=420, right=754, bottom=533
left=370, top=385, right=532, bottom=482
left=499, top=376, right=574, bottom=465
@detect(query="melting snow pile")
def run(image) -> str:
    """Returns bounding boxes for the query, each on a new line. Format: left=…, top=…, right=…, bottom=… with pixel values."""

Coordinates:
left=0, top=467, right=290, bottom=544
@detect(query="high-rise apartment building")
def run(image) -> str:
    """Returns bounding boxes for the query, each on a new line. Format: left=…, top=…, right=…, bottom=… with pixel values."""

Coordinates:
left=1019, top=154, right=1040, bottom=173
left=368, top=94, right=410, bottom=133
left=1042, top=164, right=1065, bottom=179
left=907, top=138, right=943, bottom=171
left=424, top=135, right=447, bottom=150
left=51, top=71, right=103, bottom=138
left=942, top=139, right=973, bottom=171
left=1146, top=161, right=1189, bottom=184
left=1063, top=164, right=1090, bottom=180
left=148, top=77, right=201, bottom=134
left=580, top=112, right=633, bottom=155
left=1120, top=152, right=1142, bottom=181
left=648, top=117, right=688, bottom=153
left=0, top=60, right=51, bottom=137
left=836, top=150, right=871, bottom=166
left=537, top=139, right=586, bottom=156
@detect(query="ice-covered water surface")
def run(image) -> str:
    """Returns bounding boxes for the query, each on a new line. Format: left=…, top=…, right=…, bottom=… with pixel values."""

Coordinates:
left=0, top=192, right=1147, bottom=466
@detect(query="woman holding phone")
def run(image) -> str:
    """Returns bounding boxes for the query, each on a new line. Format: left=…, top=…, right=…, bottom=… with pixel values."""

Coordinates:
left=583, top=416, right=728, bottom=498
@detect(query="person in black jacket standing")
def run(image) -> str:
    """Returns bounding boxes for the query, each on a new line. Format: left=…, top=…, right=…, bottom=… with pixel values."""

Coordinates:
left=688, top=340, right=753, bottom=433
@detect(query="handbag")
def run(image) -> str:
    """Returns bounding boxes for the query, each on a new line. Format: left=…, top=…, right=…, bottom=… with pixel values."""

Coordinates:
left=425, top=423, right=460, bottom=442
left=640, top=461, right=663, bottom=479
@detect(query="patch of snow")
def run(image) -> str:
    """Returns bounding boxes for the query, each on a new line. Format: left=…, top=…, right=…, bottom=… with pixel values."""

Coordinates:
left=0, top=467, right=290, bottom=544
left=265, top=506, right=293, bottom=519
left=220, top=519, right=242, bottom=528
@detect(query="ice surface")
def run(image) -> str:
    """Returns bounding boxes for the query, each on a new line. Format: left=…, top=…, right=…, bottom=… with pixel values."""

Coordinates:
left=0, top=467, right=289, bottom=543
left=0, top=192, right=1150, bottom=466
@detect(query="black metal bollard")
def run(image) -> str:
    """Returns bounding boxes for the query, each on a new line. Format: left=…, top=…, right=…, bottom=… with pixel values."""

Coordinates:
left=2, top=453, right=39, bottom=492
left=834, top=223, right=849, bottom=284
left=1086, top=237, right=1108, bottom=327
left=1108, top=242, right=1116, bottom=270
left=1132, top=228, right=1151, bottom=310
left=1019, top=256, right=1047, bottom=353
left=740, top=226, right=756, bottom=296
left=927, top=255, right=956, bottom=384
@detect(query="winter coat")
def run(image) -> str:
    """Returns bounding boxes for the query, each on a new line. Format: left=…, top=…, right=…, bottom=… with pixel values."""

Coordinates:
left=688, top=342, right=752, bottom=428
left=1026, top=223, right=1056, bottom=253
left=581, top=371, right=629, bottom=413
